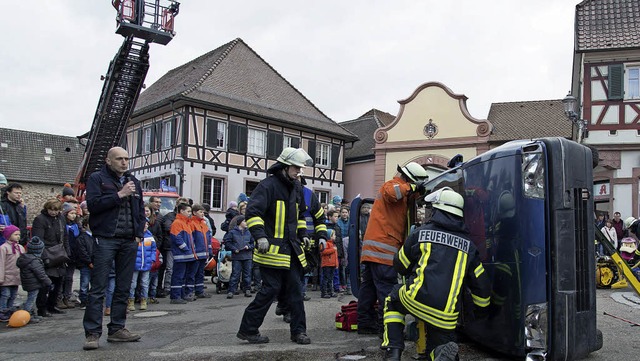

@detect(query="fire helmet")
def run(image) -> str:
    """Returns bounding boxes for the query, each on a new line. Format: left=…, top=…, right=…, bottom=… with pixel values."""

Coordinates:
left=277, top=148, right=313, bottom=168
left=624, top=216, right=637, bottom=230
left=397, top=162, right=428, bottom=183
left=424, top=187, right=464, bottom=218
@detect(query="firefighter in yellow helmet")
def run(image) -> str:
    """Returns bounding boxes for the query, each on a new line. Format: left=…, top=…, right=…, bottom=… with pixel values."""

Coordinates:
left=237, top=147, right=320, bottom=345
left=381, top=187, right=491, bottom=361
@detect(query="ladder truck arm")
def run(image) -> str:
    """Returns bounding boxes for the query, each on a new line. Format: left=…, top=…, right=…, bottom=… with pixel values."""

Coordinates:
left=74, top=0, right=179, bottom=200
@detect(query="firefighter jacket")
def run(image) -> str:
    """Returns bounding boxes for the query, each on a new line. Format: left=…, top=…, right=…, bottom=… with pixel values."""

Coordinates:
left=170, top=213, right=196, bottom=263
left=361, top=176, right=416, bottom=266
left=246, top=165, right=308, bottom=270
left=191, top=216, right=211, bottom=260
left=393, top=209, right=491, bottom=330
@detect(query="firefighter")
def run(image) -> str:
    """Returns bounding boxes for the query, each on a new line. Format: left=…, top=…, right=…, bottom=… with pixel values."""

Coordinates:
left=357, top=162, right=428, bottom=335
left=237, top=148, right=319, bottom=345
left=381, top=187, right=491, bottom=361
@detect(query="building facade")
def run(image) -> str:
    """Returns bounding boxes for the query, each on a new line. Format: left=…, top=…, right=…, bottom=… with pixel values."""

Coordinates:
left=571, top=0, right=640, bottom=218
left=126, top=38, right=357, bottom=228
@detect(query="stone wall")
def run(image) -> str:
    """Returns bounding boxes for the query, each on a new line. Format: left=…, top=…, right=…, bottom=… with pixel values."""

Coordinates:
left=19, top=182, right=66, bottom=225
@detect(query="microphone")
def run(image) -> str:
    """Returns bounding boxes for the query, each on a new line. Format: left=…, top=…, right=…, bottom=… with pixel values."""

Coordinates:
left=124, top=172, right=140, bottom=198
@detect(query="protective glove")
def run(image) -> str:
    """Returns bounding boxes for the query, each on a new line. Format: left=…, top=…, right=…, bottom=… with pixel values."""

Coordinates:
left=302, top=237, right=311, bottom=250
left=318, top=238, right=327, bottom=251
left=257, top=237, right=269, bottom=254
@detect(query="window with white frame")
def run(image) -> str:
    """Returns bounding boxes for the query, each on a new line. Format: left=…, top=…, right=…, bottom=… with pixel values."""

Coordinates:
left=315, top=142, right=330, bottom=167
left=283, top=135, right=300, bottom=148
left=315, top=190, right=329, bottom=205
left=162, top=121, right=172, bottom=149
left=627, top=66, right=640, bottom=99
left=143, top=127, right=152, bottom=154
left=202, top=176, right=224, bottom=211
left=247, top=128, right=266, bottom=156
left=217, top=122, right=226, bottom=149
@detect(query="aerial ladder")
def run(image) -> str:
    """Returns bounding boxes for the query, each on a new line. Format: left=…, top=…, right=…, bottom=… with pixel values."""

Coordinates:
left=75, top=0, right=179, bottom=199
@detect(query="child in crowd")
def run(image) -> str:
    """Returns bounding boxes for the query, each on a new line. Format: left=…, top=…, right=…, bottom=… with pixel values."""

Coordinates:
left=74, top=217, right=93, bottom=308
left=60, top=202, right=80, bottom=309
left=16, top=236, right=51, bottom=323
left=0, top=225, right=25, bottom=321
left=128, top=221, right=157, bottom=311
left=320, top=229, right=338, bottom=298
left=221, top=201, right=239, bottom=233
left=224, top=215, right=254, bottom=299
left=191, top=204, right=212, bottom=299
left=148, top=248, right=163, bottom=304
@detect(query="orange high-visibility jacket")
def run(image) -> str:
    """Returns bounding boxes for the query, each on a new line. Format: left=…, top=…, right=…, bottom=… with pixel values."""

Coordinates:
left=361, top=176, right=414, bottom=266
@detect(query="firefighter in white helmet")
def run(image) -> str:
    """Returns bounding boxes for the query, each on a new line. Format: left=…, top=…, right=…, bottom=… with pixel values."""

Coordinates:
left=237, top=147, right=320, bottom=345
left=357, top=161, right=428, bottom=336
left=381, top=187, right=490, bottom=361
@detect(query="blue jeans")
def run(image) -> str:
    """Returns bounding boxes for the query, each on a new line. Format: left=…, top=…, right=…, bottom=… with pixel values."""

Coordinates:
left=229, top=259, right=252, bottom=293
left=23, top=290, right=39, bottom=313
left=83, top=237, right=137, bottom=337
left=148, top=271, right=158, bottom=298
left=105, top=274, right=116, bottom=307
left=0, top=285, right=18, bottom=311
left=130, top=270, right=150, bottom=298
left=78, top=266, right=92, bottom=303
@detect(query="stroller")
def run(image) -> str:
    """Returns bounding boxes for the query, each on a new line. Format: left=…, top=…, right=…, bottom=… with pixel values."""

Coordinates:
left=213, top=245, right=233, bottom=294
left=204, top=237, right=221, bottom=282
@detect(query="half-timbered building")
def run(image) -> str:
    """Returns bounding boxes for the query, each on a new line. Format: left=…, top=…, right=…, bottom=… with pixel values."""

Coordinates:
left=126, top=38, right=357, bottom=226
left=571, top=0, right=640, bottom=217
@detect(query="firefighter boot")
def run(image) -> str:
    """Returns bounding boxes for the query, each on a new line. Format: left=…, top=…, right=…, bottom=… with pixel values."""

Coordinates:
left=383, top=348, right=402, bottom=361
left=127, top=298, right=136, bottom=312
left=139, top=298, right=148, bottom=311
left=433, top=342, right=459, bottom=361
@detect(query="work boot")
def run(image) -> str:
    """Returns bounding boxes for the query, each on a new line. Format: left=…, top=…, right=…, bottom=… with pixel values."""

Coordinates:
left=55, top=299, right=68, bottom=310
left=63, top=297, right=76, bottom=309
left=139, top=298, right=148, bottom=310
left=127, top=298, right=135, bottom=311
left=83, top=334, right=100, bottom=350
left=383, top=348, right=402, bottom=361
left=107, top=328, right=141, bottom=342
left=48, top=307, right=66, bottom=314
left=433, top=342, right=459, bottom=361
left=237, top=331, right=269, bottom=344
left=291, top=333, right=311, bottom=344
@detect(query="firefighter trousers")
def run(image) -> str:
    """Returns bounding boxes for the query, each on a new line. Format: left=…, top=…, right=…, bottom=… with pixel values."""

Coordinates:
left=239, top=257, right=307, bottom=337
left=382, top=288, right=455, bottom=358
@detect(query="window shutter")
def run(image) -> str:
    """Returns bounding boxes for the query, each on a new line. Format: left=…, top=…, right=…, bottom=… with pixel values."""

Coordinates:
left=206, top=119, right=218, bottom=147
left=238, top=125, right=248, bottom=154
left=307, top=140, right=316, bottom=164
left=171, top=118, right=177, bottom=146
left=291, top=137, right=300, bottom=148
left=136, top=129, right=143, bottom=155
left=149, top=126, right=155, bottom=152
left=267, top=131, right=283, bottom=159
left=228, top=123, right=239, bottom=152
left=155, top=122, right=163, bottom=150
left=608, top=64, right=624, bottom=100
left=331, top=144, right=341, bottom=169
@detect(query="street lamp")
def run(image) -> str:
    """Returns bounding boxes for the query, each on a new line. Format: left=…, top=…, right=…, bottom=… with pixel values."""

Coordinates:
left=562, top=92, right=588, bottom=143
left=174, top=155, right=184, bottom=195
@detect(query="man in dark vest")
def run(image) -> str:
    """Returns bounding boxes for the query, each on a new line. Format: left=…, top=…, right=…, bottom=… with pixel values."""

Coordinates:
left=82, top=147, right=146, bottom=350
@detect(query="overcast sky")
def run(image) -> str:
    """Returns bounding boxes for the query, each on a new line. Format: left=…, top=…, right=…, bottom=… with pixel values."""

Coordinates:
left=0, top=0, right=576, bottom=137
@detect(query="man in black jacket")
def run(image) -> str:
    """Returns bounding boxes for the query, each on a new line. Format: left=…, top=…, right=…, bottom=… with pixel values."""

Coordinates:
left=0, top=183, right=28, bottom=245
left=82, top=147, right=145, bottom=351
